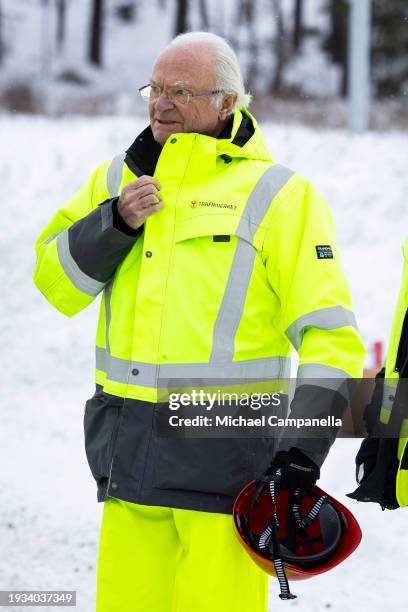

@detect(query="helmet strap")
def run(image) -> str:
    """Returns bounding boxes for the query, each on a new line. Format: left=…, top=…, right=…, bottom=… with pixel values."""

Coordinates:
left=268, top=517, right=297, bottom=600
left=258, top=469, right=297, bottom=600
left=292, top=488, right=328, bottom=531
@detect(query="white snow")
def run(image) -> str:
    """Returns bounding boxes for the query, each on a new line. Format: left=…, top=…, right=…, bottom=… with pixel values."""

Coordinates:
left=1, top=114, right=407, bottom=611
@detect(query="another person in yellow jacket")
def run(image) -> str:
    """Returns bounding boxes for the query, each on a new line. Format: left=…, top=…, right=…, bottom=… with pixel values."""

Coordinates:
left=349, top=237, right=408, bottom=509
left=34, top=32, right=365, bottom=612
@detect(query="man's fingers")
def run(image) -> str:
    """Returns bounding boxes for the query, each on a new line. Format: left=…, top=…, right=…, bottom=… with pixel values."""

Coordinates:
left=139, top=193, right=161, bottom=208
left=143, top=202, right=164, bottom=218
left=123, top=175, right=161, bottom=193
left=130, top=183, right=162, bottom=200
left=117, top=176, right=164, bottom=229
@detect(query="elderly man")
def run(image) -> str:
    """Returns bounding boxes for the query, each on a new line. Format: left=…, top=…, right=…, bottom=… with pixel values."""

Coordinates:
left=34, top=32, right=365, bottom=612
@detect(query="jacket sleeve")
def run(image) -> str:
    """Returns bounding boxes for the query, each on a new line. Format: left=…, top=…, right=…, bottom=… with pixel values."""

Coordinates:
left=264, top=177, right=366, bottom=466
left=33, top=162, right=140, bottom=317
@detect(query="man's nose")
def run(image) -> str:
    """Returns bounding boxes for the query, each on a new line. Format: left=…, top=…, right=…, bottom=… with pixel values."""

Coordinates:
left=154, top=91, right=175, bottom=112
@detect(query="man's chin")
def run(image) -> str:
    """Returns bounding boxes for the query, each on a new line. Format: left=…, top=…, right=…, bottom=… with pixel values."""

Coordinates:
left=152, top=120, right=183, bottom=145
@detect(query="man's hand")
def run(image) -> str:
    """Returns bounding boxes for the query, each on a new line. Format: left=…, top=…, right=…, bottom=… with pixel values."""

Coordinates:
left=263, top=448, right=320, bottom=495
left=117, top=175, right=163, bottom=230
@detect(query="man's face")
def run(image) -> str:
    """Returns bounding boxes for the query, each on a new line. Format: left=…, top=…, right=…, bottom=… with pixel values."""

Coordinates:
left=149, top=45, right=228, bottom=146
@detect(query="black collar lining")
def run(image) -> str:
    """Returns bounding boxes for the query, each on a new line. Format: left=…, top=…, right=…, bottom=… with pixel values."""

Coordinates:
left=125, top=112, right=254, bottom=176
left=231, top=113, right=255, bottom=146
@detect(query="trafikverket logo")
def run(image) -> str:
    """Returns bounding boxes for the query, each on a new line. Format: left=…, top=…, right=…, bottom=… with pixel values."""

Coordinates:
left=190, top=199, right=237, bottom=211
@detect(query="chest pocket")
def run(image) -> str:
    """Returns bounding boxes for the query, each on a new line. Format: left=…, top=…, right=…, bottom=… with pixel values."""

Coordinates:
left=174, top=214, right=262, bottom=252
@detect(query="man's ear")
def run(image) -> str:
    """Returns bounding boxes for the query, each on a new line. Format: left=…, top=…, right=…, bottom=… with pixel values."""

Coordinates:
left=219, top=94, right=238, bottom=120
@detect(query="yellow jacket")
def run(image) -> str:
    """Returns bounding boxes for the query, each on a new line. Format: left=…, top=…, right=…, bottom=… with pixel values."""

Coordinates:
left=34, top=109, right=364, bottom=402
left=33, top=110, right=365, bottom=509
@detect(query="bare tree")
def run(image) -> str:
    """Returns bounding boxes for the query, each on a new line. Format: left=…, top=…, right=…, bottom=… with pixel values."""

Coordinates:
left=270, top=0, right=287, bottom=93
left=56, top=0, right=66, bottom=53
left=174, top=0, right=189, bottom=36
left=293, top=0, right=303, bottom=52
left=324, top=0, right=348, bottom=96
left=232, top=0, right=259, bottom=89
left=40, top=0, right=52, bottom=77
left=89, top=0, right=104, bottom=66
left=198, top=0, right=209, bottom=30
left=0, top=0, right=3, bottom=67
left=238, top=0, right=255, bottom=25
left=372, top=0, right=408, bottom=97
left=245, top=0, right=259, bottom=90
left=116, top=1, right=138, bottom=22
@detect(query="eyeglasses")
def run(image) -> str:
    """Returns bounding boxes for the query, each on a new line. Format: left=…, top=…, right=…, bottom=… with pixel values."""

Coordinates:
left=138, top=83, right=224, bottom=105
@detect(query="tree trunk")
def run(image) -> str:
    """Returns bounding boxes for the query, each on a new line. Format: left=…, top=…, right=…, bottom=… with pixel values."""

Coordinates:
left=246, top=0, right=258, bottom=90
left=40, top=0, right=52, bottom=77
left=341, top=29, right=348, bottom=98
left=89, top=0, right=104, bottom=66
left=293, top=0, right=303, bottom=52
left=328, top=0, right=346, bottom=64
left=56, top=0, right=66, bottom=53
left=325, top=0, right=348, bottom=97
left=174, top=0, right=189, bottom=36
left=198, top=0, right=209, bottom=30
left=239, top=0, right=254, bottom=24
left=0, top=0, right=3, bottom=67
left=270, top=0, right=286, bottom=93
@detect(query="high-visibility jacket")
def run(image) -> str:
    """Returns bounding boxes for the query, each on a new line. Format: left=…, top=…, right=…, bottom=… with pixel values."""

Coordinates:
left=349, top=237, right=408, bottom=509
left=34, top=109, right=365, bottom=511
left=380, top=237, right=408, bottom=506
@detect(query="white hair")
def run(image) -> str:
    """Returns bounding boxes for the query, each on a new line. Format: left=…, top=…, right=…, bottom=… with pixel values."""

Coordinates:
left=166, top=31, right=252, bottom=111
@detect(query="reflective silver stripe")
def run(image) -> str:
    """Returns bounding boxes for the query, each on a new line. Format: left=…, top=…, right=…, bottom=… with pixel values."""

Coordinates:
left=210, top=241, right=256, bottom=362
left=235, top=164, right=295, bottom=244
left=210, top=164, right=294, bottom=363
left=382, top=383, right=397, bottom=407
left=285, top=306, right=358, bottom=351
left=95, top=346, right=291, bottom=388
left=56, top=231, right=105, bottom=296
left=96, top=346, right=110, bottom=372
left=296, top=363, right=353, bottom=401
left=101, top=201, right=113, bottom=231
left=104, top=280, right=114, bottom=355
left=106, top=152, right=126, bottom=198
left=380, top=382, right=398, bottom=424
left=43, top=229, right=64, bottom=245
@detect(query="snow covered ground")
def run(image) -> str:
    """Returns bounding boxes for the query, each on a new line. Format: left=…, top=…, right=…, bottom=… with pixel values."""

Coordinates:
left=1, top=114, right=408, bottom=611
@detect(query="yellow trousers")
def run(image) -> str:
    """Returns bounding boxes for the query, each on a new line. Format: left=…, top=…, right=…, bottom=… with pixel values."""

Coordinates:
left=96, top=498, right=268, bottom=612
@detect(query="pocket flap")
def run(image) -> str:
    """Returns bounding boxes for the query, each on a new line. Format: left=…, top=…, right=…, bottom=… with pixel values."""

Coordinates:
left=174, top=214, right=255, bottom=246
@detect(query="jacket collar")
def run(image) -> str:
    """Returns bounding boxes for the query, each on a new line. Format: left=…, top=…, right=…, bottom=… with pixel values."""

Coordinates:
left=125, top=109, right=271, bottom=176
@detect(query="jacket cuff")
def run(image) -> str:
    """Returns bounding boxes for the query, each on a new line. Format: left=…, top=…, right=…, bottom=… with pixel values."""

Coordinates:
left=276, top=385, right=348, bottom=468
left=111, top=197, right=144, bottom=237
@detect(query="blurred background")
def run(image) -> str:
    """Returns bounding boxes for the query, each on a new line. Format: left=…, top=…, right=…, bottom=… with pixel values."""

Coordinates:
left=0, top=0, right=407, bottom=129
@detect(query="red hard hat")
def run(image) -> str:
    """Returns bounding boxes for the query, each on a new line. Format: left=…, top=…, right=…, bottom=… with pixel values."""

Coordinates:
left=233, top=479, right=362, bottom=597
